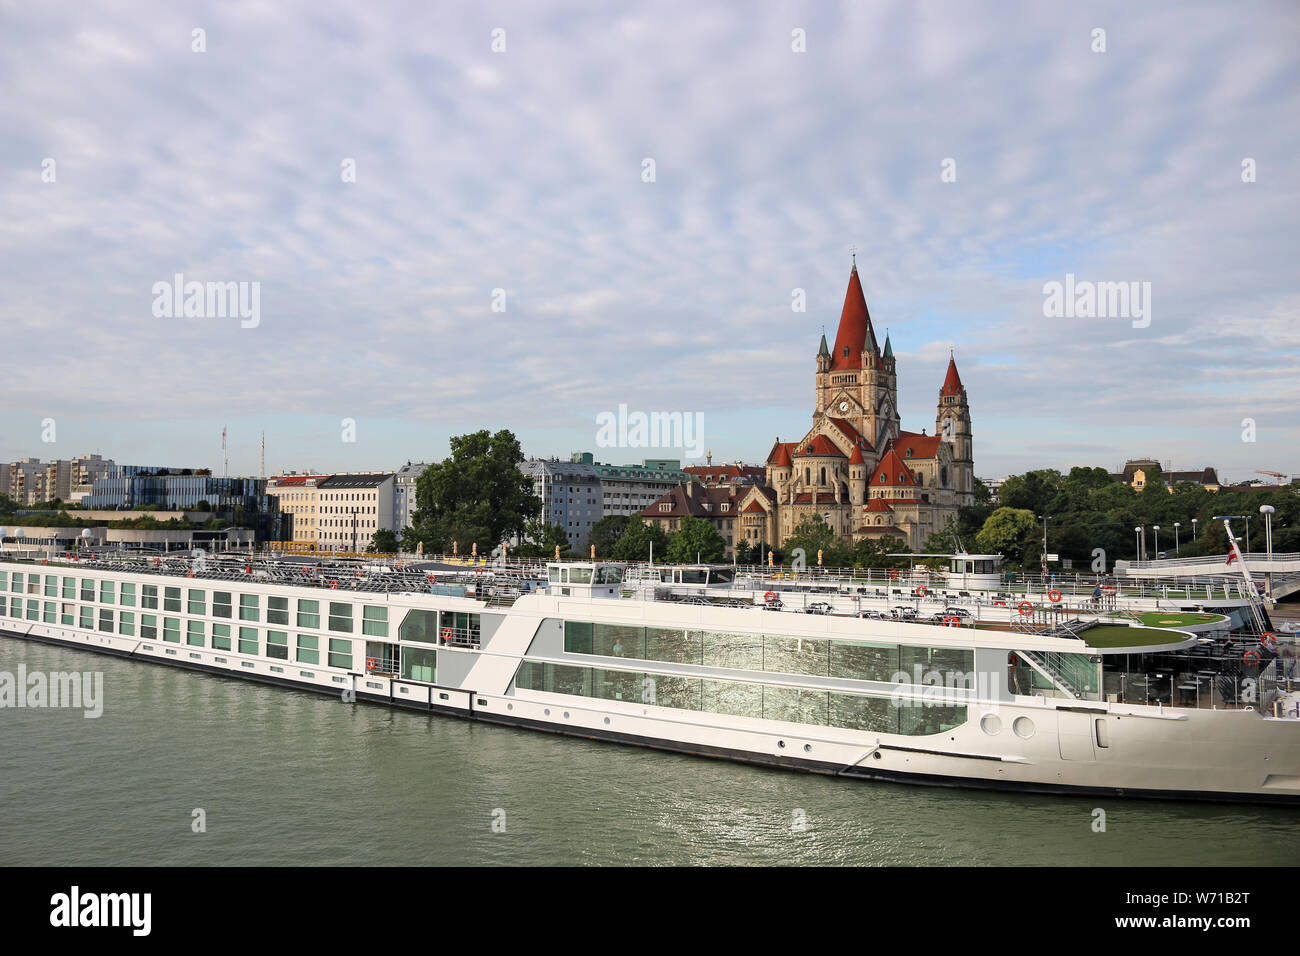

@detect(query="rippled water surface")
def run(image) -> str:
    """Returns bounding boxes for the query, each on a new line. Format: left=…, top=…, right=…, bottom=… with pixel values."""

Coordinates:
left=2, top=635, right=1297, bottom=866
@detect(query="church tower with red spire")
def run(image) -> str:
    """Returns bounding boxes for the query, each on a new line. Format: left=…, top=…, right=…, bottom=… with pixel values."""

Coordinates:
left=816, top=257, right=899, bottom=451
left=936, top=353, right=974, bottom=506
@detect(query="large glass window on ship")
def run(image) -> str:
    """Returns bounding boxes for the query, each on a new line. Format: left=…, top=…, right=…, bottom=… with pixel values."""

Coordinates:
left=297, top=599, right=319, bottom=629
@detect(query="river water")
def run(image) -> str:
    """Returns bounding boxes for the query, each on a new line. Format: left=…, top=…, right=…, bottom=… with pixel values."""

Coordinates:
left=1, top=634, right=1297, bottom=866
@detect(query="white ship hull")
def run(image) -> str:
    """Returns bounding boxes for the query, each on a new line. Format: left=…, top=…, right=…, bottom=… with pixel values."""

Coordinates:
left=3, top=558, right=1298, bottom=804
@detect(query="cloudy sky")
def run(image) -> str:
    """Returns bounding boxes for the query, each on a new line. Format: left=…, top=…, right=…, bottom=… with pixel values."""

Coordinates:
left=1, top=0, right=1296, bottom=482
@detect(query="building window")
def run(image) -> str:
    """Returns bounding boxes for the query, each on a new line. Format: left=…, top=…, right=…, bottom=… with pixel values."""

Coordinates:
left=188, top=589, right=205, bottom=615
left=213, top=591, right=232, bottom=618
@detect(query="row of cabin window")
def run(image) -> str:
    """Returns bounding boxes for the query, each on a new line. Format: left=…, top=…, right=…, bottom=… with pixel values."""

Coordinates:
left=0, top=574, right=388, bottom=635
left=0, top=594, right=357, bottom=668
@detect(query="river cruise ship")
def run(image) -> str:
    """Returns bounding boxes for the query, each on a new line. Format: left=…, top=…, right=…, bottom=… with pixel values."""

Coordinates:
left=1, top=552, right=1297, bottom=804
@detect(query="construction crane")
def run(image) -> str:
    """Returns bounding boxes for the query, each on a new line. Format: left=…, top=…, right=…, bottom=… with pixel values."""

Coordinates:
left=1257, top=470, right=1287, bottom=484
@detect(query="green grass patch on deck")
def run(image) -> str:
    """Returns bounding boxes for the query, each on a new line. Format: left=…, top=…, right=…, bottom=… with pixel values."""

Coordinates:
left=1082, top=624, right=1190, bottom=648
left=1131, top=611, right=1225, bottom=628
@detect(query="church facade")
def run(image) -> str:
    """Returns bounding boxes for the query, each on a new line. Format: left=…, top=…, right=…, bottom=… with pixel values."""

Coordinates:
left=734, top=260, right=974, bottom=552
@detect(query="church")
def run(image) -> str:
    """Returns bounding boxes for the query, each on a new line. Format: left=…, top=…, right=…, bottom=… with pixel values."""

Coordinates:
left=733, top=259, right=975, bottom=552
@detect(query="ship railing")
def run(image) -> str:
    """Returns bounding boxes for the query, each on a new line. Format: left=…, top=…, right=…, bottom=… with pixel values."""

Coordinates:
left=439, top=626, right=481, bottom=649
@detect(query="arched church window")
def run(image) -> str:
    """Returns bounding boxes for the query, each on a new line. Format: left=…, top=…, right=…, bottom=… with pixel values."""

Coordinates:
left=820, top=467, right=826, bottom=484
left=805, top=468, right=811, bottom=484
left=941, top=467, right=948, bottom=486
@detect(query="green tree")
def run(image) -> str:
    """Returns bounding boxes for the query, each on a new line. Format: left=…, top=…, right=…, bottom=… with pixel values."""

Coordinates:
left=513, top=521, right=571, bottom=558
left=367, top=528, right=399, bottom=553
left=733, top=538, right=755, bottom=564
left=405, top=430, right=540, bottom=555
left=975, top=507, right=1038, bottom=563
left=0, top=494, right=16, bottom=516
left=852, top=536, right=908, bottom=569
left=612, top=519, right=671, bottom=562
left=665, top=516, right=728, bottom=564
left=783, top=516, right=852, bottom=568
left=588, top=515, right=632, bottom=558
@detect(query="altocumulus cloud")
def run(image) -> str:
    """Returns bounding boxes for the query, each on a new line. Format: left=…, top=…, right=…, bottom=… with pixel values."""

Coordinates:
left=0, top=0, right=1295, bottom=478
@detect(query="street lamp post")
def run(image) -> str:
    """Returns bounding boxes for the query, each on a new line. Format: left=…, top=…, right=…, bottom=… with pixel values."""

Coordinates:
left=1260, top=505, right=1275, bottom=558
left=1135, top=526, right=1144, bottom=562
left=1153, top=525, right=1160, bottom=558
left=1192, top=517, right=1198, bottom=540
left=1040, top=515, right=1050, bottom=580
left=1174, top=522, right=1180, bottom=555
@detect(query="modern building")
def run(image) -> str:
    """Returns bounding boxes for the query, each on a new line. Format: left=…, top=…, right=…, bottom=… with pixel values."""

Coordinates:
left=393, top=462, right=431, bottom=534
left=588, top=454, right=686, bottom=521
left=521, top=457, right=602, bottom=549
left=316, top=473, right=394, bottom=552
left=83, top=471, right=269, bottom=511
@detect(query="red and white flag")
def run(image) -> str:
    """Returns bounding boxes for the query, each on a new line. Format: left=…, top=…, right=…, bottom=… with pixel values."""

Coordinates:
left=1226, top=544, right=1238, bottom=566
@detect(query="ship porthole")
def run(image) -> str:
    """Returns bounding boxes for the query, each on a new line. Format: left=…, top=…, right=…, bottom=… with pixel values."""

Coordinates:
left=778, top=740, right=786, bottom=748
left=544, top=708, right=551, bottom=716
left=872, top=752, right=882, bottom=760
left=603, top=717, right=610, bottom=725
left=507, top=703, right=513, bottom=711
left=980, top=714, right=1002, bottom=735
left=803, top=744, right=812, bottom=753
left=563, top=711, right=570, bottom=719
left=1013, top=716, right=1035, bottom=739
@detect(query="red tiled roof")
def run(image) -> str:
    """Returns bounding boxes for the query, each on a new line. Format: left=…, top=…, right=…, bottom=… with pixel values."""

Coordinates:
left=940, top=357, right=964, bottom=396
left=792, top=435, right=846, bottom=458
left=743, top=500, right=767, bottom=513
left=895, top=430, right=942, bottom=459
left=863, top=498, right=894, bottom=512
left=827, top=417, right=870, bottom=450
left=848, top=443, right=865, bottom=465
left=684, top=464, right=765, bottom=485
left=269, top=475, right=328, bottom=486
left=869, top=446, right=922, bottom=487
left=792, top=492, right=840, bottom=503
left=829, top=266, right=880, bottom=372
left=767, top=441, right=797, bottom=467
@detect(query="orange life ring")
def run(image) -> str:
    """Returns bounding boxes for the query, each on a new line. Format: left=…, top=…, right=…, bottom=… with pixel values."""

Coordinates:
left=1101, top=585, right=1116, bottom=596
left=1048, top=589, right=1062, bottom=603
left=186, top=570, right=194, bottom=578
left=244, top=565, right=252, bottom=574
left=366, top=657, right=377, bottom=671
left=329, top=580, right=338, bottom=589
left=1261, top=633, right=1277, bottom=653
left=914, top=586, right=928, bottom=597
left=993, top=600, right=1006, bottom=607
left=1018, top=601, right=1033, bottom=616
left=764, top=591, right=777, bottom=603
left=1244, top=649, right=1261, bottom=665
left=942, top=615, right=960, bottom=627
left=42, top=559, right=48, bottom=565
left=153, top=558, right=161, bottom=566
left=441, top=627, right=453, bottom=642
left=888, top=570, right=899, bottom=580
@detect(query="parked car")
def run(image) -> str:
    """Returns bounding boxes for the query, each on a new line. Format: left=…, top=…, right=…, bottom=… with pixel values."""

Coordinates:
left=891, top=606, right=917, bottom=620
left=804, top=602, right=833, bottom=615
left=942, top=607, right=973, bottom=619
left=856, top=609, right=884, bottom=620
